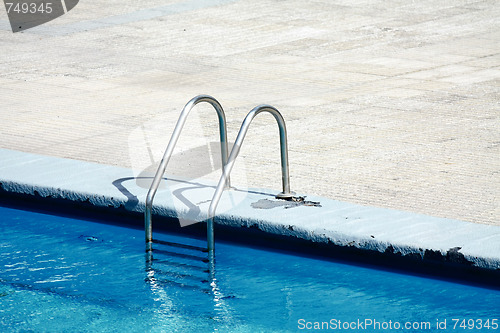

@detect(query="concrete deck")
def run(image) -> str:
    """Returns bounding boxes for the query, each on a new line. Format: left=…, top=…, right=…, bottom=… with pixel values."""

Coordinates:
left=0, top=0, right=499, bottom=225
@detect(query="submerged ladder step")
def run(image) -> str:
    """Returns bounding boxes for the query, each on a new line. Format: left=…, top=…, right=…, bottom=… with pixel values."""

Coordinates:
left=153, top=249, right=209, bottom=263
left=152, top=239, right=207, bottom=252
left=145, top=276, right=211, bottom=293
left=152, top=258, right=209, bottom=273
left=151, top=267, right=209, bottom=283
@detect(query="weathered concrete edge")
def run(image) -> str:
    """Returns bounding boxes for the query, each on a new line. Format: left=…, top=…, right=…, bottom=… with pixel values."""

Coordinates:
left=1, top=148, right=499, bottom=273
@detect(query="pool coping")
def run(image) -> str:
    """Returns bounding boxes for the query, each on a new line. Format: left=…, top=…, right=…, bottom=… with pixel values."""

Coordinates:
left=1, top=148, right=499, bottom=280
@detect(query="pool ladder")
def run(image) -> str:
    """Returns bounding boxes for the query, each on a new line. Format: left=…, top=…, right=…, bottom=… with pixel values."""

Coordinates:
left=145, top=95, right=294, bottom=263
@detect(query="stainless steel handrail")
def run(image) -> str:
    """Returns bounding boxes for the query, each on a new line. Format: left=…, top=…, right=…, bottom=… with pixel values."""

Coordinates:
left=206, top=105, right=294, bottom=259
left=145, top=95, right=230, bottom=256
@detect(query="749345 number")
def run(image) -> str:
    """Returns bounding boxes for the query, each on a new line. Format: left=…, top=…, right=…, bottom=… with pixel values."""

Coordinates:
left=5, top=2, right=53, bottom=14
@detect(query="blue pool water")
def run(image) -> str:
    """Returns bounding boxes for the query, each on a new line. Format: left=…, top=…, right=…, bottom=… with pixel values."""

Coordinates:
left=0, top=205, right=499, bottom=332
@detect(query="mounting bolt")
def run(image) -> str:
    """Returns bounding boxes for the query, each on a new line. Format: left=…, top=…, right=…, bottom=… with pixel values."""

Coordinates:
left=276, top=191, right=296, bottom=200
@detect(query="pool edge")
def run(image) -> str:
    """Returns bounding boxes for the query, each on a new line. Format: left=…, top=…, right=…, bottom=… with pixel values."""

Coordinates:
left=1, top=148, right=499, bottom=285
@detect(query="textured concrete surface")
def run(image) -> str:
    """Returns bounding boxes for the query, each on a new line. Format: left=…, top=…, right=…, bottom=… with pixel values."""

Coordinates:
left=0, top=0, right=499, bottom=225
left=1, top=149, right=499, bottom=273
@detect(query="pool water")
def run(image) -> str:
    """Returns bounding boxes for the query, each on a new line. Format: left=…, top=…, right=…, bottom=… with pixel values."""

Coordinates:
left=0, top=205, right=499, bottom=332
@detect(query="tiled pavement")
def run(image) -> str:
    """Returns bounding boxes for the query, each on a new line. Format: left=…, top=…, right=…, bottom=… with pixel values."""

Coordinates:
left=0, top=0, right=498, bottom=225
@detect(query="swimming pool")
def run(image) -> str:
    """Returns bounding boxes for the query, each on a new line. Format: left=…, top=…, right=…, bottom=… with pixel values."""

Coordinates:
left=1, top=204, right=499, bottom=332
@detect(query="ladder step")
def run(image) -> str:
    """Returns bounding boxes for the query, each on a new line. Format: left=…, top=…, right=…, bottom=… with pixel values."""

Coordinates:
left=152, top=258, right=208, bottom=273
left=151, top=268, right=209, bottom=283
left=145, top=276, right=211, bottom=293
left=153, top=249, right=209, bottom=263
left=152, top=239, right=207, bottom=252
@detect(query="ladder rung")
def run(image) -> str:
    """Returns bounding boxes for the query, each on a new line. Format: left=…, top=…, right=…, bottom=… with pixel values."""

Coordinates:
left=151, top=268, right=209, bottom=283
left=153, top=249, right=209, bottom=263
left=145, top=276, right=210, bottom=293
left=151, top=258, right=208, bottom=273
left=153, top=239, right=207, bottom=252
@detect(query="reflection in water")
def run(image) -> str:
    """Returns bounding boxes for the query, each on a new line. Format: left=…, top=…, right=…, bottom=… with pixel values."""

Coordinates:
left=146, top=268, right=176, bottom=329
left=145, top=241, right=236, bottom=330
